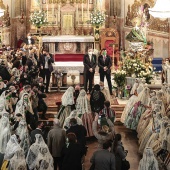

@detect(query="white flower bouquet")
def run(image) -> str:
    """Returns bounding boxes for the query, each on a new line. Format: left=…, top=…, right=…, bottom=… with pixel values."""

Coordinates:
left=89, top=10, right=105, bottom=26
left=30, top=11, right=47, bottom=28
left=113, top=70, right=127, bottom=88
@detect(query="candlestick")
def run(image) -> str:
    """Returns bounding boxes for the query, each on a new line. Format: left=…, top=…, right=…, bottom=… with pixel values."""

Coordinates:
left=82, top=3, right=83, bottom=22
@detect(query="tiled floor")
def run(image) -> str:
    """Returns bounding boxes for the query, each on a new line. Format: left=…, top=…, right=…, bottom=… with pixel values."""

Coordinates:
left=84, top=124, right=141, bottom=170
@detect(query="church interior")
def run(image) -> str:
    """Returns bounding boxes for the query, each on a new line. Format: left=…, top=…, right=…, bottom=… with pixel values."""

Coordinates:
left=0, top=0, right=170, bottom=169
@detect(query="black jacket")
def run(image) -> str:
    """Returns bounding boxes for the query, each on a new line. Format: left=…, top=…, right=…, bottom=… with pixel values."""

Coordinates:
left=98, top=55, right=112, bottom=74
left=83, top=54, right=97, bottom=73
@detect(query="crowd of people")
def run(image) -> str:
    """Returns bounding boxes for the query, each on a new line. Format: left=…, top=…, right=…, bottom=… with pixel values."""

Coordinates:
left=121, top=78, right=170, bottom=170
left=0, top=42, right=131, bottom=170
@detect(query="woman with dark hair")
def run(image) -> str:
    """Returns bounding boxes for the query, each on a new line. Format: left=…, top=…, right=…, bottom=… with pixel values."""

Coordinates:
left=61, top=133, right=83, bottom=170
left=112, top=134, right=128, bottom=170
left=90, top=84, right=105, bottom=114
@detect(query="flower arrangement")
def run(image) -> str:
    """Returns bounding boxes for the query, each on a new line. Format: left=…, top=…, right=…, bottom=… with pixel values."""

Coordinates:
left=30, top=11, right=47, bottom=28
left=122, top=57, right=154, bottom=83
left=89, top=10, right=105, bottom=26
left=113, top=70, right=127, bottom=88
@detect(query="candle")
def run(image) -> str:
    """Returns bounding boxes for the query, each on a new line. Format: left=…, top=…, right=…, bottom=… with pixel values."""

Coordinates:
left=82, top=3, right=83, bottom=22
left=58, top=4, right=60, bottom=23
left=76, top=4, right=78, bottom=22
left=46, top=4, right=49, bottom=22
left=87, top=0, right=89, bottom=20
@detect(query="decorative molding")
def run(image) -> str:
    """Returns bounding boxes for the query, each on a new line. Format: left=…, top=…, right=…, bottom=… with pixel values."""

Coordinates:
left=125, top=0, right=169, bottom=33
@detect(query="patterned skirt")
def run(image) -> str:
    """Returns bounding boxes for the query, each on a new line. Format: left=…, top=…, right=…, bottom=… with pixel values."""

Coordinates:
left=80, top=113, right=94, bottom=137
left=138, top=120, right=153, bottom=154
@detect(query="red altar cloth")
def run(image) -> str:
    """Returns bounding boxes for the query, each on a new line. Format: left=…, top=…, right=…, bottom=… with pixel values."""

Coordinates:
left=54, top=54, right=84, bottom=62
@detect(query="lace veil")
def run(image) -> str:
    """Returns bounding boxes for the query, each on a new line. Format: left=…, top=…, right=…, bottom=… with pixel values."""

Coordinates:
left=0, top=116, right=11, bottom=154
left=137, top=87, right=150, bottom=106
left=138, top=147, right=159, bottom=170
left=8, top=148, right=27, bottom=170
left=76, top=89, right=91, bottom=115
left=26, top=134, right=53, bottom=170
left=63, top=110, right=83, bottom=129
left=4, top=134, right=21, bottom=160
left=16, top=119, right=30, bottom=156
left=61, top=86, right=75, bottom=106
left=15, top=93, right=33, bottom=117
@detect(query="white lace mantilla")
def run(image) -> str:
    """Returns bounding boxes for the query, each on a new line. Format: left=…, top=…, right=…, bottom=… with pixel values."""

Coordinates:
left=42, top=35, right=94, bottom=42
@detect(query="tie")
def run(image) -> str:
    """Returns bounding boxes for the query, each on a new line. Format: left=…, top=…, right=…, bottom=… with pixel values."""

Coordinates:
left=103, top=56, right=106, bottom=62
left=89, top=55, right=92, bottom=62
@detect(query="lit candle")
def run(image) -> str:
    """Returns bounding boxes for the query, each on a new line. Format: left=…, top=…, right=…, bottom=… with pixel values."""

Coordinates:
left=82, top=3, right=83, bottom=22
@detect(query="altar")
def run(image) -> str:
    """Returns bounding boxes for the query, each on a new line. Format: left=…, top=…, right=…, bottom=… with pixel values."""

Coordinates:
left=42, top=35, right=94, bottom=55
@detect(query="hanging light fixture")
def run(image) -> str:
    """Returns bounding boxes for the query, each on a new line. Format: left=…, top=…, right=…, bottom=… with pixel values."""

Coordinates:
left=149, top=0, right=170, bottom=19
left=0, top=0, right=5, bottom=17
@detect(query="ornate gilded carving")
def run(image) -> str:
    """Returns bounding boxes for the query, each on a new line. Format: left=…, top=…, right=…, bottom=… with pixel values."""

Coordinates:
left=125, top=0, right=169, bottom=33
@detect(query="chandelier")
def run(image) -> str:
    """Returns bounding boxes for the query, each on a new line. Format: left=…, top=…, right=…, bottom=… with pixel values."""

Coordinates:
left=0, top=0, right=5, bottom=17
left=149, top=0, right=170, bottom=19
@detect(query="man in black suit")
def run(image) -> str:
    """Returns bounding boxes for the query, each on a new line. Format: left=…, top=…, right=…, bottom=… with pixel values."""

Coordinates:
left=39, top=49, right=54, bottom=93
left=83, top=47, right=97, bottom=93
left=98, top=48, right=113, bottom=95
left=24, top=33, right=35, bottom=45
left=30, top=121, right=44, bottom=144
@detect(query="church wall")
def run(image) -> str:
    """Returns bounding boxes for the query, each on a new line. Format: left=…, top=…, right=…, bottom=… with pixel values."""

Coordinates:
left=123, top=0, right=169, bottom=59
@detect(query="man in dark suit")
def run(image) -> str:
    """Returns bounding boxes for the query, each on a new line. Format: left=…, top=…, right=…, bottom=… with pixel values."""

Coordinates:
left=30, top=121, right=44, bottom=144
left=39, top=49, right=54, bottom=93
left=24, top=33, right=35, bottom=45
left=83, top=47, right=97, bottom=93
left=98, top=48, right=113, bottom=95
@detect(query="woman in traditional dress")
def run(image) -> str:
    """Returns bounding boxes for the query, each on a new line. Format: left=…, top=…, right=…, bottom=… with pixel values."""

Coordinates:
left=15, top=93, right=35, bottom=131
left=8, top=148, right=27, bottom=170
left=145, top=112, right=162, bottom=148
left=63, top=110, right=82, bottom=129
left=137, top=96, right=157, bottom=139
left=150, top=116, right=169, bottom=154
left=124, top=87, right=151, bottom=130
left=57, top=86, right=75, bottom=127
left=26, top=134, right=53, bottom=170
left=138, top=147, right=159, bottom=170
left=0, top=116, right=11, bottom=167
left=0, top=116, right=11, bottom=154
left=138, top=105, right=162, bottom=154
left=120, top=94, right=138, bottom=123
left=136, top=78, right=145, bottom=95
left=16, top=119, right=30, bottom=156
left=4, top=134, right=21, bottom=161
left=124, top=101, right=146, bottom=130
left=155, top=100, right=166, bottom=116
left=130, top=78, right=139, bottom=95
left=76, top=89, right=94, bottom=137
left=15, top=93, right=33, bottom=117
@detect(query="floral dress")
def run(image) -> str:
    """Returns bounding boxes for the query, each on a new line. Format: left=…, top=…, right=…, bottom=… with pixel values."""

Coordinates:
left=124, top=101, right=146, bottom=130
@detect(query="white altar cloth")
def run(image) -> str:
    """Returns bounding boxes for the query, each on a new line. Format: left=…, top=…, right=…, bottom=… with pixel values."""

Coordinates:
left=53, top=62, right=84, bottom=73
left=42, top=35, right=94, bottom=43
